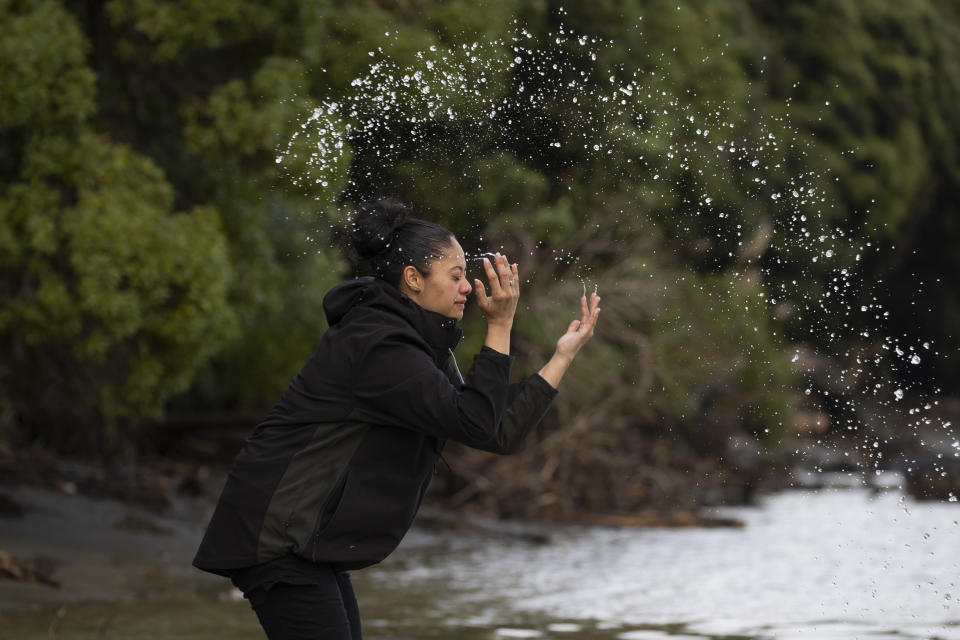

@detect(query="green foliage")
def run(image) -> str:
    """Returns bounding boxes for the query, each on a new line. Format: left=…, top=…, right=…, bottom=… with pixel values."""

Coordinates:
left=179, top=53, right=351, bottom=409
left=649, top=267, right=795, bottom=442
left=746, top=0, right=960, bottom=386
left=104, top=0, right=278, bottom=62
left=0, top=0, right=238, bottom=450
left=0, top=0, right=96, bottom=129
left=750, top=0, right=954, bottom=236
left=2, top=0, right=958, bottom=457
left=0, top=130, right=237, bottom=438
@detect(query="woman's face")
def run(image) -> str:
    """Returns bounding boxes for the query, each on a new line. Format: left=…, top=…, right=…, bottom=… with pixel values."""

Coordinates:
left=403, top=239, right=473, bottom=320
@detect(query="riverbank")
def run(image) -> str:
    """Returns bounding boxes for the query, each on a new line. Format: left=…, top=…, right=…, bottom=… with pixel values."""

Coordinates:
left=2, top=479, right=958, bottom=639
left=0, top=440, right=759, bottom=534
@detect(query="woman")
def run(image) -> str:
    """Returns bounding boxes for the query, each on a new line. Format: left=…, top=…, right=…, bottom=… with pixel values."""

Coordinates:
left=193, top=199, right=601, bottom=639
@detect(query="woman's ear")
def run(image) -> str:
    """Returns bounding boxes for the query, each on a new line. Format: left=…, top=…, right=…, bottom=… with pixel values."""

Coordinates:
left=401, top=265, right=422, bottom=294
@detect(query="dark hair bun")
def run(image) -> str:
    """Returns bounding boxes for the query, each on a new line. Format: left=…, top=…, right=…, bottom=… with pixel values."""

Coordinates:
left=348, top=198, right=453, bottom=286
left=350, top=198, right=411, bottom=260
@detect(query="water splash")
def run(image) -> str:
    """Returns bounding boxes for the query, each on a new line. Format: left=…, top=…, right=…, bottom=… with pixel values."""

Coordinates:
left=277, top=18, right=955, bottom=495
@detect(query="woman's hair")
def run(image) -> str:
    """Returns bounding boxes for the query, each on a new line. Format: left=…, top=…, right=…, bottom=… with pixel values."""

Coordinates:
left=350, top=198, right=455, bottom=287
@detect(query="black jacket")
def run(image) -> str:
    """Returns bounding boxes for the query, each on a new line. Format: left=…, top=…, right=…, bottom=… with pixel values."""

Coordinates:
left=193, top=277, right=557, bottom=574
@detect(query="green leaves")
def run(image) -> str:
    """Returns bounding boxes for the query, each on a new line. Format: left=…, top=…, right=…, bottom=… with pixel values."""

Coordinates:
left=0, top=0, right=95, bottom=128
left=3, top=0, right=958, bottom=455
left=104, top=0, right=278, bottom=61
left=1, top=132, right=237, bottom=425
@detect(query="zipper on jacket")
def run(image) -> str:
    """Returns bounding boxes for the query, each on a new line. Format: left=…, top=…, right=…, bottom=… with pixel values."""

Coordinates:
left=448, top=348, right=465, bottom=384
left=310, top=469, right=350, bottom=562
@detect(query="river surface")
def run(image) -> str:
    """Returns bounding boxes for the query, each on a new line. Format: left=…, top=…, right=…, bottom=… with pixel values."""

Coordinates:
left=1, top=478, right=957, bottom=639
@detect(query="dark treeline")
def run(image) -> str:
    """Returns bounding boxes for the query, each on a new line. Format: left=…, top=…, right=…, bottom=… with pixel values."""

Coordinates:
left=1, top=0, right=958, bottom=517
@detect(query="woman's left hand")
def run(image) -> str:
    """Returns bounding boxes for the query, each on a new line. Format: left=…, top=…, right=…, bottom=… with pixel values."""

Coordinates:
left=554, top=292, right=601, bottom=361
left=537, top=292, right=601, bottom=389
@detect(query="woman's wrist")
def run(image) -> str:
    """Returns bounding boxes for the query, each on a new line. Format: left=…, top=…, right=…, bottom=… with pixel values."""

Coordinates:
left=484, top=322, right=512, bottom=355
left=538, top=351, right=574, bottom=389
left=485, top=315, right=514, bottom=329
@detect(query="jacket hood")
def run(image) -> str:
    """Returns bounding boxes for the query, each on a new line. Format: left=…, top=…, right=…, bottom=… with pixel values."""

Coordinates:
left=323, top=277, right=463, bottom=352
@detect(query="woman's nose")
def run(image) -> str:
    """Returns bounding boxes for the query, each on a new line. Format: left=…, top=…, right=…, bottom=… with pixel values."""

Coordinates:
left=461, top=279, right=473, bottom=295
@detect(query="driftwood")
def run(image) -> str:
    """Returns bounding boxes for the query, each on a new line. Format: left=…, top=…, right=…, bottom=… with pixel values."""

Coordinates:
left=145, top=411, right=262, bottom=461
left=0, top=550, right=60, bottom=587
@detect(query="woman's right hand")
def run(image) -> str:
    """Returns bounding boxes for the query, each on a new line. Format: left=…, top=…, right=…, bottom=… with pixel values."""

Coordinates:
left=474, top=253, right=519, bottom=328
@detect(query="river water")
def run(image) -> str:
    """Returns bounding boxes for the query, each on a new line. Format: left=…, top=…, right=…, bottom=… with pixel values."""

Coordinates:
left=1, top=480, right=957, bottom=639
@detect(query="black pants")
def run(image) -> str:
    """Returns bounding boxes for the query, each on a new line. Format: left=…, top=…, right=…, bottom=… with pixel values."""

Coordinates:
left=232, top=556, right=362, bottom=640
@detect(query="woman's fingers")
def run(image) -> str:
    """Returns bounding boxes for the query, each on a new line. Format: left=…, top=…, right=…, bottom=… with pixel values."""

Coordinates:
left=553, top=292, right=600, bottom=359
left=474, top=253, right=520, bottom=326
left=583, top=293, right=601, bottom=334
left=482, top=255, right=509, bottom=295
left=570, top=293, right=600, bottom=338
left=483, top=253, right=520, bottom=296
left=474, top=278, right=489, bottom=308
left=494, top=254, right=513, bottom=289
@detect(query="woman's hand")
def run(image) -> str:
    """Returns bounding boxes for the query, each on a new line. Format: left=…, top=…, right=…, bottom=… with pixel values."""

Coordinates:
left=474, top=253, right=519, bottom=328
left=474, top=253, right=518, bottom=356
left=555, top=292, right=601, bottom=359
left=538, top=292, right=601, bottom=389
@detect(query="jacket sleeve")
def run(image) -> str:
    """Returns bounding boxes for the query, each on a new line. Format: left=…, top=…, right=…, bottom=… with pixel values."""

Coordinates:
left=350, top=336, right=556, bottom=454
left=496, top=373, right=558, bottom=453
